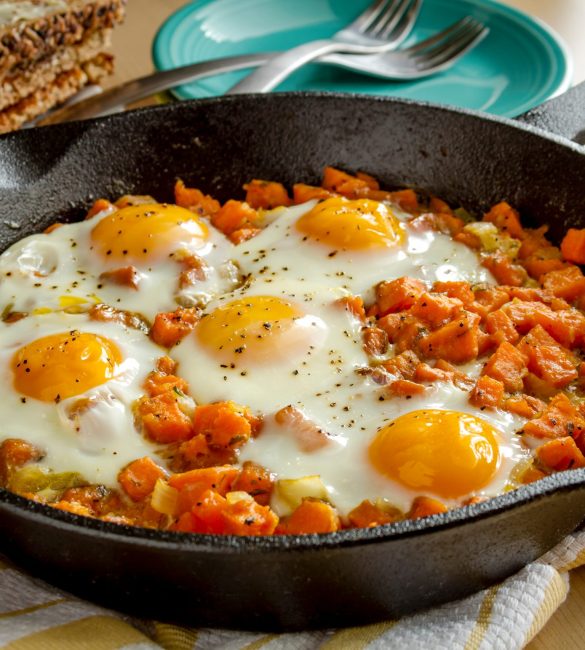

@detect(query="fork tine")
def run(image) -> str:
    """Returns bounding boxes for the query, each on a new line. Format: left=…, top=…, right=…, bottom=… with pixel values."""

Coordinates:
left=364, top=0, right=411, bottom=37
left=403, top=16, right=476, bottom=55
left=415, top=23, right=489, bottom=69
left=348, top=0, right=393, bottom=33
left=376, top=0, right=423, bottom=42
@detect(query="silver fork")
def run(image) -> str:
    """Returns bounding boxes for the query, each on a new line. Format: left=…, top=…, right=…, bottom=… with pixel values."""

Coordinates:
left=228, top=0, right=423, bottom=94
left=325, top=17, right=489, bottom=80
left=37, top=18, right=488, bottom=126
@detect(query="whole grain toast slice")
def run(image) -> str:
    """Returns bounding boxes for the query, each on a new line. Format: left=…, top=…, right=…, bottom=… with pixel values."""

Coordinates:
left=0, top=50, right=113, bottom=132
left=0, top=26, right=111, bottom=110
left=0, top=0, right=125, bottom=80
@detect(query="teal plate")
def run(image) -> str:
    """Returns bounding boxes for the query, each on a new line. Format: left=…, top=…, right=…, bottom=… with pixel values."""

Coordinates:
left=152, top=0, right=572, bottom=117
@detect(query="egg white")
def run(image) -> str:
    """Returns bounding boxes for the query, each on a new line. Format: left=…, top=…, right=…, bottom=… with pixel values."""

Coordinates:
left=0, top=312, right=165, bottom=486
left=0, top=205, right=239, bottom=320
left=240, top=358, right=529, bottom=516
left=233, top=201, right=494, bottom=304
left=172, top=279, right=369, bottom=414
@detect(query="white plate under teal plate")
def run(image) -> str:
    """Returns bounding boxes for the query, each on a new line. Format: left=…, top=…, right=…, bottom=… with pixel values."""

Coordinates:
left=152, top=0, right=572, bottom=118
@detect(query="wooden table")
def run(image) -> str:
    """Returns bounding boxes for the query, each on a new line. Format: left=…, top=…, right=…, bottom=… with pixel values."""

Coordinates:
left=106, top=2, right=585, bottom=648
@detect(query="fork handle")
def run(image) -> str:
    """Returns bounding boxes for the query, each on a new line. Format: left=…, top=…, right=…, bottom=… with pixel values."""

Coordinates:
left=228, top=39, right=389, bottom=94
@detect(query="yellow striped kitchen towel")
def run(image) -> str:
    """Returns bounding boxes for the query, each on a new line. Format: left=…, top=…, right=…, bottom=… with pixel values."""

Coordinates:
left=2, top=529, right=584, bottom=650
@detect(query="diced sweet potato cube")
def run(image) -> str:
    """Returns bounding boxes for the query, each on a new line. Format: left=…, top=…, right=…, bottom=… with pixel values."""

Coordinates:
left=518, top=226, right=551, bottom=259
left=483, top=201, right=524, bottom=238
left=482, top=341, right=527, bottom=392
left=519, top=465, right=548, bottom=484
left=407, top=496, right=448, bottom=519
left=409, top=292, right=463, bottom=328
left=522, top=393, right=585, bottom=440
left=484, top=310, right=520, bottom=345
left=231, top=461, right=274, bottom=506
left=85, top=198, right=116, bottom=220
left=170, top=466, right=240, bottom=497
left=482, top=253, right=528, bottom=287
left=376, top=313, right=405, bottom=340
left=363, top=326, right=389, bottom=356
left=418, top=311, right=480, bottom=363
left=503, top=395, right=545, bottom=419
left=382, top=350, right=419, bottom=380
left=536, top=437, right=585, bottom=471
left=433, top=360, right=475, bottom=389
left=293, top=183, right=334, bottom=204
left=180, top=488, right=278, bottom=535
left=143, top=371, right=189, bottom=398
left=413, top=362, right=452, bottom=383
left=321, top=166, right=369, bottom=197
left=376, top=277, right=426, bottom=316
left=387, top=379, right=425, bottom=397
left=454, top=230, right=482, bottom=249
left=244, top=179, right=291, bottom=209
left=138, top=391, right=194, bottom=443
left=212, top=199, right=258, bottom=235
left=388, top=189, right=419, bottom=212
left=523, top=248, right=567, bottom=280
left=473, top=286, right=510, bottom=312
left=394, top=318, right=429, bottom=354
left=335, top=295, right=366, bottom=321
left=347, top=500, right=402, bottom=528
left=0, top=438, right=44, bottom=486
left=192, top=401, right=260, bottom=449
left=516, top=325, right=578, bottom=389
left=432, top=281, right=474, bottom=306
left=279, top=498, right=340, bottom=534
left=429, top=196, right=453, bottom=214
left=541, top=266, right=585, bottom=302
left=229, top=227, right=262, bottom=244
left=470, top=375, right=505, bottom=408
left=174, top=180, right=220, bottom=216
left=561, top=228, right=585, bottom=264
left=150, top=308, right=200, bottom=348
left=355, top=171, right=380, bottom=190
left=118, top=457, right=167, bottom=502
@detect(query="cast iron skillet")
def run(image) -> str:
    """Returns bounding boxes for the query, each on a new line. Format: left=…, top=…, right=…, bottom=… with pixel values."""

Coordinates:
left=1, top=84, right=585, bottom=631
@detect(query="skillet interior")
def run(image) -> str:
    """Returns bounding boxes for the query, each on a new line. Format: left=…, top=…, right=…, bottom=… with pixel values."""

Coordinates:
left=1, top=93, right=585, bottom=630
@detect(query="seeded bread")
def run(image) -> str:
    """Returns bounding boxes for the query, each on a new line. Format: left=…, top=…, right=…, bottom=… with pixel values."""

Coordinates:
left=0, top=51, right=113, bottom=132
left=0, top=26, right=111, bottom=110
left=0, top=0, right=125, bottom=78
left=0, top=0, right=125, bottom=131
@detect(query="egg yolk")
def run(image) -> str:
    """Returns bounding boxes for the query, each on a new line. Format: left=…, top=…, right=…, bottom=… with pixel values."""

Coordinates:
left=90, top=203, right=209, bottom=262
left=296, top=197, right=404, bottom=250
left=12, top=331, right=122, bottom=402
left=369, top=410, right=501, bottom=499
left=196, top=295, right=325, bottom=364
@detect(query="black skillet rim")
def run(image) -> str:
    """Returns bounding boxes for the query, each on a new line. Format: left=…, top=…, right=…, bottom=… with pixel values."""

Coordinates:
left=1, top=90, right=585, bottom=552
left=3, top=468, right=585, bottom=551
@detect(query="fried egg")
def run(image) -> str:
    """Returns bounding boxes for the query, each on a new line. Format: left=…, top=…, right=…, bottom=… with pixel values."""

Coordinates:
left=0, top=312, right=164, bottom=485
left=239, top=362, right=528, bottom=515
left=172, top=279, right=368, bottom=412
left=0, top=202, right=238, bottom=320
left=233, top=198, right=493, bottom=302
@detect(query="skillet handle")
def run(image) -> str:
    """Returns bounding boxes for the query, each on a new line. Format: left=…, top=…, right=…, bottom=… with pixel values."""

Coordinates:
left=516, top=80, right=585, bottom=145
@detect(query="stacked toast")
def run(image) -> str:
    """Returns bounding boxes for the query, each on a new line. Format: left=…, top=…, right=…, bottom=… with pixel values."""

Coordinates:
left=0, top=0, right=126, bottom=133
